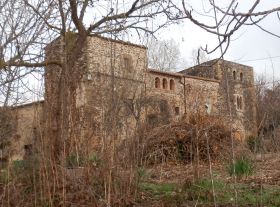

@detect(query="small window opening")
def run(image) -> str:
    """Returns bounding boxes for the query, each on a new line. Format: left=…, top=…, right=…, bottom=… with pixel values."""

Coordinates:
left=155, top=77, right=160, bottom=88
left=175, top=107, right=180, bottom=115
left=240, top=72, right=243, bottom=82
left=233, top=71, right=236, bottom=80
left=123, top=55, right=132, bottom=71
left=236, top=96, right=243, bottom=110
left=124, top=57, right=129, bottom=70
left=24, top=144, right=33, bottom=157
left=170, top=79, right=175, bottom=90
left=163, top=78, right=168, bottom=89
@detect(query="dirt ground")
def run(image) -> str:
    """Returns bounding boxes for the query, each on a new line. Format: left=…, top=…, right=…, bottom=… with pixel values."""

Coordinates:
left=246, top=153, right=280, bottom=185
left=144, top=153, right=280, bottom=185
left=136, top=152, right=280, bottom=207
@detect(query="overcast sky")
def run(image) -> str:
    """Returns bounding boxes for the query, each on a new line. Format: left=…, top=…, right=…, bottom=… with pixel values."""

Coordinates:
left=23, top=0, right=280, bottom=104
left=156, top=0, right=280, bottom=80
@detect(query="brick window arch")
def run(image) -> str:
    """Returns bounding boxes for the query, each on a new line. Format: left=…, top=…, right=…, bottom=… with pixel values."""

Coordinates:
left=233, top=71, right=236, bottom=80
left=240, top=72, right=243, bottom=82
left=170, top=79, right=175, bottom=90
left=155, top=77, right=160, bottom=88
left=162, top=78, right=168, bottom=89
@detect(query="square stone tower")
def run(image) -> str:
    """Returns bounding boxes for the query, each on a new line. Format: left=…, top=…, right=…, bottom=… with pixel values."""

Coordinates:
left=44, top=35, right=147, bottom=153
left=180, top=59, right=257, bottom=140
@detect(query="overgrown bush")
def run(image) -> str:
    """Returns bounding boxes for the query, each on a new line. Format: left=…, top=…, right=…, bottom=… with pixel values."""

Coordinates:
left=66, top=153, right=86, bottom=168
left=138, top=115, right=243, bottom=165
left=0, top=108, right=16, bottom=152
left=66, top=152, right=101, bottom=168
left=228, top=156, right=254, bottom=178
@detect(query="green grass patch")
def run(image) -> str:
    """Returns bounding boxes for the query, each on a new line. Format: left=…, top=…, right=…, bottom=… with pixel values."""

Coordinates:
left=139, top=182, right=176, bottom=198
left=186, top=179, right=280, bottom=207
left=228, top=156, right=254, bottom=178
left=139, top=179, right=280, bottom=207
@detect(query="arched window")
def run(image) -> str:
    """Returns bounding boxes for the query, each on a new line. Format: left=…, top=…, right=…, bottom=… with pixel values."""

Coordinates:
left=155, top=77, right=160, bottom=88
left=163, top=78, right=167, bottom=89
left=240, top=72, right=243, bottom=82
left=233, top=71, right=236, bottom=80
left=170, top=79, right=175, bottom=90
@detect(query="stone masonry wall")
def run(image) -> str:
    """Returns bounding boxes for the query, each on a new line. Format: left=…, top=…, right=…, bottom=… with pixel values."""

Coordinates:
left=10, top=102, right=43, bottom=160
left=180, top=59, right=257, bottom=140
left=8, top=36, right=258, bottom=160
left=146, top=70, right=220, bottom=123
left=79, top=36, right=147, bottom=149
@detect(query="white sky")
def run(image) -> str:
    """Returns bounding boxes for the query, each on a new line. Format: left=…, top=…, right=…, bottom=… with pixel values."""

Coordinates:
left=22, top=0, right=280, bottom=104
left=156, top=0, right=280, bottom=80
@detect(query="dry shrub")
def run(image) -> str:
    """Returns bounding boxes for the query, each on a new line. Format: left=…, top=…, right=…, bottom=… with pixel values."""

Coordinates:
left=0, top=150, right=139, bottom=207
left=139, top=115, right=248, bottom=165
left=0, top=107, right=16, bottom=151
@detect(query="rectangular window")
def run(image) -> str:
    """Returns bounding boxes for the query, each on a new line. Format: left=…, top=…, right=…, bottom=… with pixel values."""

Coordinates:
left=124, top=57, right=130, bottom=70
left=175, top=107, right=180, bottom=115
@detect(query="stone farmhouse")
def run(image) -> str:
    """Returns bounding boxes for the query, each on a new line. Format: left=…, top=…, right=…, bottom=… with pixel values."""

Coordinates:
left=8, top=35, right=257, bottom=160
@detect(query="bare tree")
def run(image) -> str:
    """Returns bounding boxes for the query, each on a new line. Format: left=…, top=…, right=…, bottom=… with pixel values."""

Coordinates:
left=146, top=37, right=188, bottom=71
left=181, top=0, right=280, bottom=56
left=0, top=0, right=279, bottom=68
left=255, top=75, right=280, bottom=145
left=190, top=47, right=210, bottom=66
left=0, top=1, right=280, bottom=206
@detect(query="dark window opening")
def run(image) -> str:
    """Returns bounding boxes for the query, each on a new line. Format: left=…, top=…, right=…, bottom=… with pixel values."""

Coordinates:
left=236, top=96, right=239, bottom=109
left=240, top=72, right=243, bottom=82
left=24, top=144, right=33, bottom=157
left=233, top=71, right=236, bottom=80
left=155, top=77, right=160, bottom=88
left=163, top=78, right=167, bottom=89
left=175, top=107, right=180, bottom=115
left=236, top=96, right=243, bottom=110
left=170, top=79, right=175, bottom=90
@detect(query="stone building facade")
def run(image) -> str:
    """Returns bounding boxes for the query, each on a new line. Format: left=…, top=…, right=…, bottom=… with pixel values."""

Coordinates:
left=9, top=35, right=257, bottom=159
left=180, top=59, right=257, bottom=139
left=2, top=101, right=43, bottom=160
